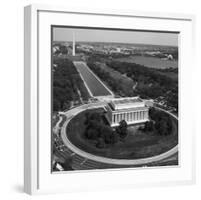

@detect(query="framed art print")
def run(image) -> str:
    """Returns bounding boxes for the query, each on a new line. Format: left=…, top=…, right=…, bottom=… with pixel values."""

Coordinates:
left=24, top=4, right=195, bottom=195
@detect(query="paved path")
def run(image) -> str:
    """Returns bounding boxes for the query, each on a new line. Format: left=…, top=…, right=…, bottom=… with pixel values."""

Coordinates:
left=60, top=103, right=178, bottom=166
left=53, top=115, right=63, bottom=135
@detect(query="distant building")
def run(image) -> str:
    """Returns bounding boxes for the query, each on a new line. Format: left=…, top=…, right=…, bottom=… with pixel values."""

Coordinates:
left=167, top=54, right=173, bottom=60
left=105, top=97, right=149, bottom=127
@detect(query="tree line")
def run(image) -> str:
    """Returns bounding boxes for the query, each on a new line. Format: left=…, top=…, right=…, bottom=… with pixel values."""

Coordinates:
left=53, top=58, right=89, bottom=112
left=106, top=61, right=178, bottom=111
left=84, top=112, right=128, bottom=148
left=142, top=107, right=173, bottom=136
left=87, top=58, right=178, bottom=111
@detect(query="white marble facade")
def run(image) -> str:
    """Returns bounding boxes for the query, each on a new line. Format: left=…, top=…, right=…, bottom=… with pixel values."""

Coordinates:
left=106, top=97, right=149, bottom=126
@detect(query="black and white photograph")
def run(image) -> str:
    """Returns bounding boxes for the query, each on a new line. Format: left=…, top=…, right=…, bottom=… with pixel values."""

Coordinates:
left=51, top=26, right=179, bottom=172
left=0, top=0, right=198, bottom=197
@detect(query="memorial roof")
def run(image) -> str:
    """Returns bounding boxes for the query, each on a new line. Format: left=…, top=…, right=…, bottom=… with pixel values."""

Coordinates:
left=111, top=97, right=142, bottom=105
left=111, top=106, right=148, bottom=113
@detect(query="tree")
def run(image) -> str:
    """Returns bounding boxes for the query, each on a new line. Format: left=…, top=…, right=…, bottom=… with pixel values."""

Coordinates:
left=155, top=120, right=168, bottom=135
left=117, top=120, right=128, bottom=139
left=53, top=59, right=87, bottom=112
left=85, top=112, right=102, bottom=126
left=100, top=125, right=115, bottom=144
left=85, top=128, right=99, bottom=140
left=84, top=111, right=120, bottom=146
left=144, top=121, right=154, bottom=132
left=119, top=120, right=128, bottom=129
left=53, top=99, right=61, bottom=111
left=87, top=120, right=101, bottom=131
left=59, top=45, right=68, bottom=54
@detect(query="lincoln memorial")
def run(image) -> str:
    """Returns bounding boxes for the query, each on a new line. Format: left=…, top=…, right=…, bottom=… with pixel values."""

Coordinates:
left=106, top=97, right=149, bottom=127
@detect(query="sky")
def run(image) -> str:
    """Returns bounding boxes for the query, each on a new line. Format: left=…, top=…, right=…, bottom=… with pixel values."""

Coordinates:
left=53, top=27, right=178, bottom=46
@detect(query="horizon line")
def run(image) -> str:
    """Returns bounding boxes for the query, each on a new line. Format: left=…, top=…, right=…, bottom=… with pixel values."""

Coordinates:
left=53, top=40, right=178, bottom=48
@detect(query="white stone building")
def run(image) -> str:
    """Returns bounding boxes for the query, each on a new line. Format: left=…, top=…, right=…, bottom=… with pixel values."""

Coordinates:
left=105, top=97, right=149, bottom=127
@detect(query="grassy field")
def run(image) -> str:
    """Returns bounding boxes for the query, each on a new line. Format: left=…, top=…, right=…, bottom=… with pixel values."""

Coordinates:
left=97, top=62, right=135, bottom=95
left=66, top=108, right=178, bottom=159
left=114, top=56, right=178, bottom=69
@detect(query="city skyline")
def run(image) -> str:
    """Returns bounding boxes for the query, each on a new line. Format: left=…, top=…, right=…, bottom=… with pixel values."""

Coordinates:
left=53, top=27, right=178, bottom=47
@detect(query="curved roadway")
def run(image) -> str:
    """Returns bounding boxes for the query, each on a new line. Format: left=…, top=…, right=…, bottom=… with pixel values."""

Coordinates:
left=60, top=102, right=178, bottom=166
